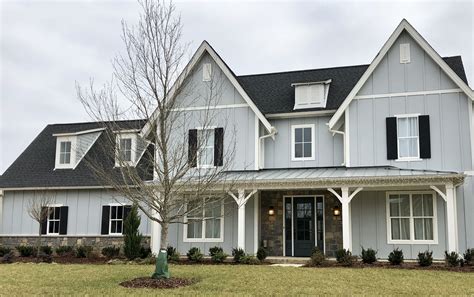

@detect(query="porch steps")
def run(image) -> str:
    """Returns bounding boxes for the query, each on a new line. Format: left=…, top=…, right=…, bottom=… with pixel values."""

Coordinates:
left=265, top=256, right=310, bottom=265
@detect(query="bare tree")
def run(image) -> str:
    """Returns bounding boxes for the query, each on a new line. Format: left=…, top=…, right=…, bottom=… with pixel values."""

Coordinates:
left=27, top=191, right=56, bottom=259
left=77, top=0, right=241, bottom=279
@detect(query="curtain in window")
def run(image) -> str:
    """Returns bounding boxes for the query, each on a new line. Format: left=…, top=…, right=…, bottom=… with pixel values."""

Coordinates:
left=398, top=117, right=419, bottom=158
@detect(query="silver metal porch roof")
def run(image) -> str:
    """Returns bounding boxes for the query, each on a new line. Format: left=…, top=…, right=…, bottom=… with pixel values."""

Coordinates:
left=218, top=166, right=464, bottom=189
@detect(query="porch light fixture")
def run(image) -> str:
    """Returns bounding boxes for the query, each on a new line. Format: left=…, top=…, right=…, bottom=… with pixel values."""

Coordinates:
left=333, top=206, right=341, bottom=216
left=268, top=206, right=275, bottom=216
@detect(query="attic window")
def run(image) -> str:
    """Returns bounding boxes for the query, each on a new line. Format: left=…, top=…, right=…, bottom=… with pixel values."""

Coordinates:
left=400, top=43, right=410, bottom=63
left=292, top=80, right=331, bottom=110
left=115, top=132, right=137, bottom=167
left=203, top=63, right=212, bottom=81
left=54, top=136, right=76, bottom=169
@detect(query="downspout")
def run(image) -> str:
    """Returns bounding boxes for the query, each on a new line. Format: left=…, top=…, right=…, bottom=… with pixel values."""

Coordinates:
left=328, top=124, right=346, bottom=166
left=258, top=127, right=277, bottom=169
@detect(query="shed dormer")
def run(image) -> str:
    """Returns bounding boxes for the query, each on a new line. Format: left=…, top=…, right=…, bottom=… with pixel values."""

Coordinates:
left=292, top=79, right=331, bottom=110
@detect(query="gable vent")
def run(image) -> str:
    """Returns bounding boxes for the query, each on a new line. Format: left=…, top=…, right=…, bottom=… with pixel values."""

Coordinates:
left=400, top=43, right=411, bottom=64
left=292, top=79, right=331, bottom=110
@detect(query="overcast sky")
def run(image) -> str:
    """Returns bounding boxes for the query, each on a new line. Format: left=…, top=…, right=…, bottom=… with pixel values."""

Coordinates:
left=0, top=0, right=473, bottom=174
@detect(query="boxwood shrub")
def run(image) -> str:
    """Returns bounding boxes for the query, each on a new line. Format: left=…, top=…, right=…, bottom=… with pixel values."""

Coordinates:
left=388, top=248, right=404, bottom=265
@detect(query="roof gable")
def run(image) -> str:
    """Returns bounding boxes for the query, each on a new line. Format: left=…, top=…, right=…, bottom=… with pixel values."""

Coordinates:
left=328, top=19, right=474, bottom=129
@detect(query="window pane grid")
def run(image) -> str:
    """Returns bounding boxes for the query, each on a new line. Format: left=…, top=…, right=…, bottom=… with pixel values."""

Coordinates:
left=198, top=129, right=214, bottom=167
left=294, top=126, right=313, bottom=159
left=388, top=193, right=435, bottom=242
left=397, top=116, right=419, bottom=159
left=119, top=138, right=132, bottom=162
left=186, top=198, right=222, bottom=240
left=47, top=207, right=60, bottom=234
left=59, top=141, right=71, bottom=164
left=110, top=206, right=124, bottom=234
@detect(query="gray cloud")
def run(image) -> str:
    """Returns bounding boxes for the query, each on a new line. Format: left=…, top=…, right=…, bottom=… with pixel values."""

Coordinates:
left=1, top=0, right=473, bottom=173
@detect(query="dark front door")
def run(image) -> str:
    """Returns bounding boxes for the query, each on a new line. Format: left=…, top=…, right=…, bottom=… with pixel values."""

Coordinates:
left=293, top=197, right=315, bottom=257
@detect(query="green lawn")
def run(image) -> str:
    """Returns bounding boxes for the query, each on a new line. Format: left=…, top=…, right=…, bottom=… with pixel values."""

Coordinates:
left=0, top=263, right=472, bottom=296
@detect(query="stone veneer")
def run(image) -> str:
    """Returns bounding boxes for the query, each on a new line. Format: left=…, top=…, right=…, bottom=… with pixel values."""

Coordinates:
left=0, top=236, right=150, bottom=254
left=260, top=190, right=343, bottom=257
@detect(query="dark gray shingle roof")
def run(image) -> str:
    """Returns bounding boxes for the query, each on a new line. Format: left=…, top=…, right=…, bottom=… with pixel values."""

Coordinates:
left=237, top=56, right=468, bottom=114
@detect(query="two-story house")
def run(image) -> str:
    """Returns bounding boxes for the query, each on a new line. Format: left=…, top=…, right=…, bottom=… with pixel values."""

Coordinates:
left=1, top=19, right=473, bottom=259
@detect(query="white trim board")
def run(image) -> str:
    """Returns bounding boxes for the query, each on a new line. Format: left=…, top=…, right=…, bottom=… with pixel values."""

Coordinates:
left=354, top=89, right=463, bottom=100
left=141, top=41, right=275, bottom=137
left=266, top=110, right=336, bottom=119
left=52, top=128, right=105, bottom=137
left=329, top=19, right=474, bottom=129
left=171, top=103, right=248, bottom=112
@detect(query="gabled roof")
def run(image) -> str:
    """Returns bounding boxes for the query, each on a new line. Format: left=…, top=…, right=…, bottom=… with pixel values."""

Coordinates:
left=328, top=19, right=474, bottom=129
left=0, top=120, right=153, bottom=189
left=236, top=56, right=467, bottom=115
left=141, top=41, right=275, bottom=137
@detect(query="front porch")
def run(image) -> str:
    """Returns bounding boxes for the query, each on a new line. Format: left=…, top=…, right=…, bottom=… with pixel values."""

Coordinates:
left=224, top=167, right=464, bottom=259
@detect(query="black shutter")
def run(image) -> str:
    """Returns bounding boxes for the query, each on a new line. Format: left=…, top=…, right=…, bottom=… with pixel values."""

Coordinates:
left=40, top=207, right=48, bottom=235
left=386, top=117, right=398, bottom=160
left=101, top=206, right=110, bottom=235
left=214, top=128, right=224, bottom=166
left=188, top=129, right=198, bottom=167
left=122, top=205, right=132, bottom=234
left=59, top=206, right=68, bottom=235
left=419, top=115, right=431, bottom=159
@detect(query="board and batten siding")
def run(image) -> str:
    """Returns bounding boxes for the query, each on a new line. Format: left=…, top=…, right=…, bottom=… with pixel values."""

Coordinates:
left=263, top=116, right=344, bottom=168
left=0, top=190, right=151, bottom=236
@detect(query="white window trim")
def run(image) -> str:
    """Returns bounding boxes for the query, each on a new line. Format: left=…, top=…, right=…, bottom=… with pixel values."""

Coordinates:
left=395, top=114, right=421, bottom=162
left=108, top=204, right=128, bottom=236
left=196, top=127, right=216, bottom=169
left=183, top=199, right=224, bottom=243
left=386, top=191, right=438, bottom=245
left=46, top=204, right=62, bottom=235
left=291, top=124, right=316, bottom=161
left=54, top=136, right=77, bottom=169
left=115, top=133, right=137, bottom=167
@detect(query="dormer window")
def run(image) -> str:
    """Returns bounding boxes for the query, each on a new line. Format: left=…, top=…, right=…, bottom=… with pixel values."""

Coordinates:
left=54, top=136, right=76, bottom=169
left=292, top=79, right=331, bottom=110
left=115, top=132, right=137, bottom=166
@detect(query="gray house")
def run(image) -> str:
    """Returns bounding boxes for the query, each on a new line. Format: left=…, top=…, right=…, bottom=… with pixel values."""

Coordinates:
left=1, top=19, right=473, bottom=259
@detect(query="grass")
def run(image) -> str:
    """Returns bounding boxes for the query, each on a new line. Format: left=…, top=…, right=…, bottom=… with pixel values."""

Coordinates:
left=0, top=263, right=473, bottom=296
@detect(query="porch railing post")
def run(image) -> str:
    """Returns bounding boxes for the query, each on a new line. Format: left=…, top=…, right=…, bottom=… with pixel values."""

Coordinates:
left=237, top=189, right=246, bottom=250
left=446, top=183, right=458, bottom=253
left=341, top=187, right=352, bottom=251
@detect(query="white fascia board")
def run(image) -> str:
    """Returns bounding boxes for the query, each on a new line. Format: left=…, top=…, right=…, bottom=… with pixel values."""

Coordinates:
left=266, top=110, right=336, bottom=119
left=141, top=41, right=274, bottom=137
left=328, top=19, right=474, bottom=129
left=290, top=79, right=332, bottom=87
left=52, top=128, right=105, bottom=137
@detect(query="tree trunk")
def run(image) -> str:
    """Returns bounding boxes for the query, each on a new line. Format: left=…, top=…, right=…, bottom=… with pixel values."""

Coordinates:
left=152, top=221, right=170, bottom=279
left=37, top=224, right=42, bottom=261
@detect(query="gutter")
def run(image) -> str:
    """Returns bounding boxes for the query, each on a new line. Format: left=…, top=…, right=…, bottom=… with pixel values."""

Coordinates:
left=328, top=123, right=346, bottom=166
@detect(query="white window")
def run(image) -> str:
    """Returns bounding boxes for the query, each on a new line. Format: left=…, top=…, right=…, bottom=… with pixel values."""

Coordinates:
left=197, top=128, right=214, bottom=168
left=184, top=198, right=224, bottom=242
left=47, top=207, right=61, bottom=235
left=291, top=124, right=315, bottom=161
left=397, top=115, right=419, bottom=160
left=203, top=63, right=212, bottom=81
left=292, top=80, right=331, bottom=110
left=400, top=43, right=411, bottom=63
left=387, top=192, right=437, bottom=244
left=109, top=205, right=125, bottom=235
left=59, top=141, right=71, bottom=164
left=55, top=136, right=76, bottom=169
left=115, top=133, right=137, bottom=166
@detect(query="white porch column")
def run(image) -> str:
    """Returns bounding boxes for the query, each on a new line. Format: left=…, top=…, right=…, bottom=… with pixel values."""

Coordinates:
left=431, top=183, right=458, bottom=253
left=229, top=189, right=257, bottom=251
left=328, top=187, right=363, bottom=251
left=150, top=211, right=162, bottom=255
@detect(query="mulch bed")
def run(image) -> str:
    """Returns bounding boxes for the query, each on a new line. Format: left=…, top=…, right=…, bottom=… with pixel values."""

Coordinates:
left=119, top=277, right=195, bottom=289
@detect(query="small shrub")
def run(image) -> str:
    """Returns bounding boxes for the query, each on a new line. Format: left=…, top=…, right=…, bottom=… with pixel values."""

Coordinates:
left=335, top=248, right=354, bottom=266
left=463, top=248, right=473, bottom=266
left=102, top=246, right=120, bottom=258
left=388, top=248, right=404, bottom=265
left=417, top=250, right=433, bottom=267
left=2, top=251, right=14, bottom=264
left=139, top=247, right=151, bottom=259
left=38, top=252, right=53, bottom=263
left=445, top=251, right=460, bottom=267
left=232, top=247, right=245, bottom=263
left=209, top=246, right=223, bottom=257
left=361, top=247, right=377, bottom=264
left=123, top=204, right=142, bottom=260
left=256, top=247, right=268, bottom=261
left=55, top=246, right=73, bottom=256
left=167, top=246, right=180, bottom=262
left=16, top=245, right=35, bottom=257
left=308, top=249, right=326, bottom=266
left=75, top=246, right=93, bottom=258
left=40, top=246, right=53, bottom=256
left=0, top=246, right=12, bottom=257
left=211, top=251, right=228, bottom=263
left=187, top=247, right=203, bottom=262
left=240, top=255, right=260, bottom=265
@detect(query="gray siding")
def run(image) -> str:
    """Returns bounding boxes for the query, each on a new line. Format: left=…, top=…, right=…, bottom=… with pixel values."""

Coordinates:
left=457, top=176, right=474, bottom=252
left=0, top=190, right=151, bottom=236
left=264, top=116, right=344, bottom=168
left=75, top=132, right=101, bottom=163
left=351, top=190, right=448, bottom=259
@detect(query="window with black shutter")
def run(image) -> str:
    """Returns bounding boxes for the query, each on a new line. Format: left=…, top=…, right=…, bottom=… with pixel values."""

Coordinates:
left=101, top=205, right=131, bottom=235
left=386, top=115, right=431, bottom=160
